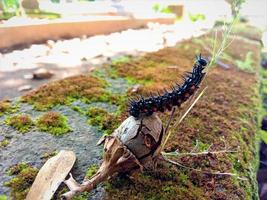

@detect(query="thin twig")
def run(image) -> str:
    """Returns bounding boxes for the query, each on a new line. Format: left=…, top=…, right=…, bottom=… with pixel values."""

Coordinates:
left=162, top=149, right=238, bottom=157
left=161, top=87, right=208, bottom=149
left=164, top=107, right=176, bottom=136
left=162, top=156, right=248, bottom=181
left=158, top=107, right=176, bottom=153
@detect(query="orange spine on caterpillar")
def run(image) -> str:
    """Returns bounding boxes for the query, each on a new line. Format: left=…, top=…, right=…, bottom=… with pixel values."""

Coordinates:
left=128, top=54, right=208, bottom=119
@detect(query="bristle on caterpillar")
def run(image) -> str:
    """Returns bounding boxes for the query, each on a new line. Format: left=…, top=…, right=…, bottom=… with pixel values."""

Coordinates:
left=128, top=54, right=208, bottom=118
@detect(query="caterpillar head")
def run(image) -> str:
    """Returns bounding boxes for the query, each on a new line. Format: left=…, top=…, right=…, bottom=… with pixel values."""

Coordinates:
left=196, top=54, right=207, bottom=67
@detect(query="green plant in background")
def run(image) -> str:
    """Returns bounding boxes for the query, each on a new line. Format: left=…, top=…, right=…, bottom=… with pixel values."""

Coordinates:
left=152, top=3, right=173, bottom=14
left=2, top=0, right=19, bottom=12
left=26, top=10, right=61, bottom=19
left=188, top=13, right=206, bottom=22
left=0, top=0, right=61, bottom=20
left=50, top=0, right=60, bottom=3
left=1, top=0, right=25, bottom=17
left=236, top=51, right=254, bottom=73
left=225, top=0, right=246, bottom=18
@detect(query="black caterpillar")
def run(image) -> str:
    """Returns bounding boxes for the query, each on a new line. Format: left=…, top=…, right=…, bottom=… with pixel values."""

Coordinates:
left=129, top=54, right=208, bottom=118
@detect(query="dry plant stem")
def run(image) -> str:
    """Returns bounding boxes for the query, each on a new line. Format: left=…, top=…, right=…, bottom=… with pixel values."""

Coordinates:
left=161, top=86, right=208, bottom=149
left=164, top=107, right=176, bottom=136
left=162, top=149, right=238, bottom=156
left=162, top=156, right=248, bottom=181
left=62, top=136, right=142, bottom=200
left=157, top=108, right=176, bottom=153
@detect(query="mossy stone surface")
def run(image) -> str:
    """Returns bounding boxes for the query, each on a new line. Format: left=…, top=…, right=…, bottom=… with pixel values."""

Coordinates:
left=101, top=24, right=261, bottom=200
left=4, top=163, right=39, bottom=200
left=21, top=75, right=108, bottom=111
left=0, top=23, right=262, bottom=199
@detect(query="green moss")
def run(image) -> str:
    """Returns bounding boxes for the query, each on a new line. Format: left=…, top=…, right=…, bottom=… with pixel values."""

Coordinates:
left=0, top=138, right=9, bottom=148
left=86, top=107, right=121, bottom=135
left=71, top=106, right=85, bottom=114
left=262, top=69, right=267, bottom=79
left=0, top=100, right=19, bottom=116
left=106, top=169, right=206, bottom=200
left=5, top=114, right=34, bottom=133
left=178, top=172, right=189, bottom=185
left=41, top=150, right=58, bottom=160
left=52, top=186, right=90, bottom=200
left=21, top=75, right=108, bottom=111
left=6, top=162, right=29, bottom=176
left=236, top=51, right=255, bottom=73
left=110, top=56, right=169, bottom=81
left=72, top=192, right=90, bottom=200
left=192, top=140, right=210, bottom=152
left=4, top=163, right=38, bottom=200
left=86, top=164, right=99, bottom=179
left=112, top=56, right=131, bottom=65
left=0, top=100, right=11, bottom=116
left=107, top=67, right=119, bottom=79
left=36, top=111, right=71, bottom=136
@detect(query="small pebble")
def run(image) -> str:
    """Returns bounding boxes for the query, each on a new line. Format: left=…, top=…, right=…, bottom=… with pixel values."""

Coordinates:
left=18, top=85, right=32, bottom=92
left=23, top=74, right=34, bottom=79
left=33, top=68, right=54, bottom=80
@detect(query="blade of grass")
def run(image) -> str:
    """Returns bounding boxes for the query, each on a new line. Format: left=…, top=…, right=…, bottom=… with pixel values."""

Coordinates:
left=161, top=86, right=208, bottom=149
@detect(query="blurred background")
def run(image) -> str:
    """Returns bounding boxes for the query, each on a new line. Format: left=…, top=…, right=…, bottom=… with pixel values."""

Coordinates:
left=0, top=0, right=266, bottom=99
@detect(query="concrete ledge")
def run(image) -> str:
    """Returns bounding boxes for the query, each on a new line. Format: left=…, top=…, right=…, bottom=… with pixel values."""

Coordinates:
left=0, top=16, right=175, bottom=50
